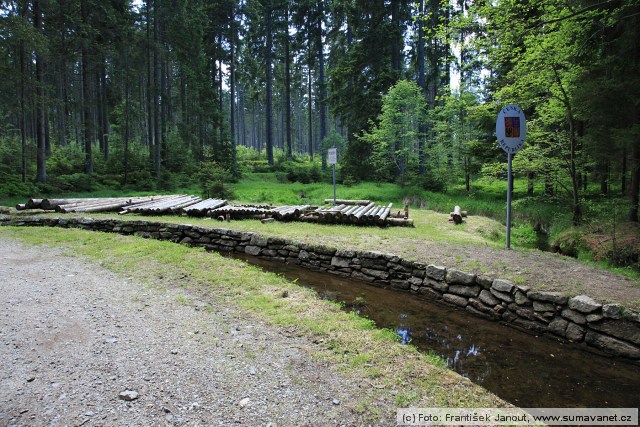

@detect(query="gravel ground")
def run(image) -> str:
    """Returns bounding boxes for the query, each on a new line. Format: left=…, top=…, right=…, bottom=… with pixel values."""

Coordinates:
left=0, top=238, right=389, bottom=426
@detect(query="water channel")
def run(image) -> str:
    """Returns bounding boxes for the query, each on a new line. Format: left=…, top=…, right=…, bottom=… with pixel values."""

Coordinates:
left=233, top=253, right=640, bottom=408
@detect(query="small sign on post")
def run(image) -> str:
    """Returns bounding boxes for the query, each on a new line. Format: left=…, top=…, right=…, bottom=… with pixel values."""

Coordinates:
left=328, top=148, right=338, bottom=206
left=496, top=104, right=526, bottom=250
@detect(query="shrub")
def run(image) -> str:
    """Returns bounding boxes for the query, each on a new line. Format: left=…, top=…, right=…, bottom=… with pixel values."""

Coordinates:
left=410, top=170, right=447, bottom=193
left=196, top=160, right=234, bottom=199
left=282, top=162, right=322, bottom=184
left=0, top=173, right=38, bottom=198
left=49, top=173, right=96, bottom=192
left=551, top=228, right=583, bottom=258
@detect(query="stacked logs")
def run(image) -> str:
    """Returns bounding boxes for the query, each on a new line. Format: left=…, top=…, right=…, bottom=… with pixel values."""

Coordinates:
left=271, top=205, right=312, bottom=221
left=208, top=205, right=274, bottom=220
left=182, top=199, right=227, bottom=217
left=14, top=196, right=413, bottom=226
left=301, top=202, right=411, bottom=226
left=119, top=195, right=201, bottom=215
left=17, top=196, right=160, bottom=213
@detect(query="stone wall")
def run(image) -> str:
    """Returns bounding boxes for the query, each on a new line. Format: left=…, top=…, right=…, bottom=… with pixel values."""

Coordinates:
left=3, top=215, right=639, bottom=361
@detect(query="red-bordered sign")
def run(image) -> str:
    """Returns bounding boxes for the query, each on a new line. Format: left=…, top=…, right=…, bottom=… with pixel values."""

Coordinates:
left=496, top=104, right=526, bottom=154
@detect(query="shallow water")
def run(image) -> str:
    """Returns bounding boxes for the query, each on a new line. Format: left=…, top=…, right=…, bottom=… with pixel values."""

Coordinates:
left=233, top=253, right=640, bottom=408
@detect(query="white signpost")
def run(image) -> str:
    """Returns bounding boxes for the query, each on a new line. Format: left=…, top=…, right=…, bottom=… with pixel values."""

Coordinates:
left=328, top=148, right=338, bottom=206
left=496, top=104, right=527, bottom=249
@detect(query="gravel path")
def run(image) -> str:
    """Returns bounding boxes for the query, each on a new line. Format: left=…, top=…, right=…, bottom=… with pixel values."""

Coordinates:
left=0, top=238, right=385, bottom=426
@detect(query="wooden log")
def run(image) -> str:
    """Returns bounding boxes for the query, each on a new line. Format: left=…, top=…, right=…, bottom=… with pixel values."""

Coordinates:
left=387, top=217, right=414, bottom=227
left=323, top=199, right=370, bottom=206
left=378, top=203, right=393, bottom=224
left=120, top=195, right=186, bottom=212
left=183, top=199, right=227, bottom=216
left=352, top=202, right=375, bottom=222
left=261, top=218, right=276, bottom=223
left=15, top=203, right=27, bottom=210
left=449, top=210, right=468, bottom=218
left=170, top=197, right=202, bottom=214
left=365, top=206, right=381, bottom=221
left=42, top=197, right=117, bottom=210
left=451, top=205, right=463, bottom=225
left=72, top=200, right=141, bottom=213
left=132, top=195, right=194, bottom=214
left=25, top=198, right=45, bottom=209
left=342, top=205, right=361, bottom=216
left=63, top=197, right=158, bottom=213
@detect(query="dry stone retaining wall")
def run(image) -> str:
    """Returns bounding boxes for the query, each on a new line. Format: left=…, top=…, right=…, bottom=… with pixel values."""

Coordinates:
left=3, top=215, right=640, bottom=361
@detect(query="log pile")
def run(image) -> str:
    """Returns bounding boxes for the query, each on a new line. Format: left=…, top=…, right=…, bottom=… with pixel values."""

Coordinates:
left=208, top=204, right=274, bottom=220
left=56, top=197, right=159, bottom=213
left=17, top=196, right=160, bottom=213
left=119, top=195, right=201, bottom=215
left=182, top=199, right=227, bottom=217
left=271, top=205, right=312, bottom=221
left=18, top=197, right=102, bottom=210
left=14, top=195, right=414, bottom=226
left=300, top=202, right=408, bottom=226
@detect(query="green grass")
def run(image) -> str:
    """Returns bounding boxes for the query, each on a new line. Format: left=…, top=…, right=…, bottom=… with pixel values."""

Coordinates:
left=1, top=226, right=508, bottom=414
left=6, top=171, right=638, bottom=278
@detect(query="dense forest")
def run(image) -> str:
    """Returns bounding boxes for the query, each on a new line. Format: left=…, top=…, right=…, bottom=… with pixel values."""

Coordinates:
left=1, top=0, right=639, bottom=226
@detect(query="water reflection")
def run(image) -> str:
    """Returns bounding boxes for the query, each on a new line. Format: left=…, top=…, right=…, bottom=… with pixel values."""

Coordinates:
left=229, top=253, right=640, bottom=408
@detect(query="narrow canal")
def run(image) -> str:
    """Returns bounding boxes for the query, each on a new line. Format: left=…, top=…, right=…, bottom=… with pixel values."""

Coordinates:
left=233, top=253, right=640, bottom=408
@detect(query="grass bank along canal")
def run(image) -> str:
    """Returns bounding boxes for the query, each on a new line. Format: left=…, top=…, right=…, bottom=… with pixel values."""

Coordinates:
left=232, top=253, right=640, bottom=409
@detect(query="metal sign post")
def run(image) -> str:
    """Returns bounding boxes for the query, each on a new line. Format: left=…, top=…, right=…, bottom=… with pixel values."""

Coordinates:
left=506, top=152, right=513, bottom=249
left=328, top=148, right=338, bottom=206
left=496, top=104, right=526, bottom=250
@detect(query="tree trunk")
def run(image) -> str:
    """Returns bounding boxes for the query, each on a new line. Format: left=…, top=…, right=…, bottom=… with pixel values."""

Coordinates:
left=146, top=0, right=154, bottom=161
left=629, top=78, right=640, bottom=221
left=317, top=1, right=327, bottom=170
left=307, top=64, right=313, bottom=159
left=230, top=3, right=237, bottom=172
left=622, top=143, right=627, bottom=196
left=417, top=0, right=426, bottom=175
left=81, top=0, right=93, bottom=175
left=34, top=0, right=47, bottom=182
left=19, top=10, right=27, bottom=183
left=153, top=0, right=161, bottom=180
left=124, top=46, right=130, bottom=185
left=99, top=63, right=109, bottom=160
left=599, top=160, right=608, bottom=194
left=390, top=0, right=401, bottom=74
left=630, top=141, right=640, bottom=222
left=265, top=5, right=274, bottom=165
left=285, top=5, right=292, bottom=160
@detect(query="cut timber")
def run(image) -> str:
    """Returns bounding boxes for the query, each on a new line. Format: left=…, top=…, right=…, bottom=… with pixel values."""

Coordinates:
left=25, top=198, right=45, bottom=209
left=41, top=198, right=106, bottom=210
left=450, top=205, right=465, bottom=225
left=352, top=203, right=375, bottom=222
left=182, top=199, right=227, bottom=217
left=15, top=203, right=27, bottom=210
left=377, top=203, right=393, bottom=225
left=387, top=217, right=414, bottom=227
left=323, top=199, right=370, bottom=206
left=57, top=197, right=159, bottom=213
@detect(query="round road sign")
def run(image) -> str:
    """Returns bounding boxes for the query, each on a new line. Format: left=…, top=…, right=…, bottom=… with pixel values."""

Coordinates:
left=496, top=104, right=526, bottom=154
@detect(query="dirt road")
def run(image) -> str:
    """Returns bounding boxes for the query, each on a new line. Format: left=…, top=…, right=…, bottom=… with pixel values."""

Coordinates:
left=0, top=238, right=385, bottom=426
